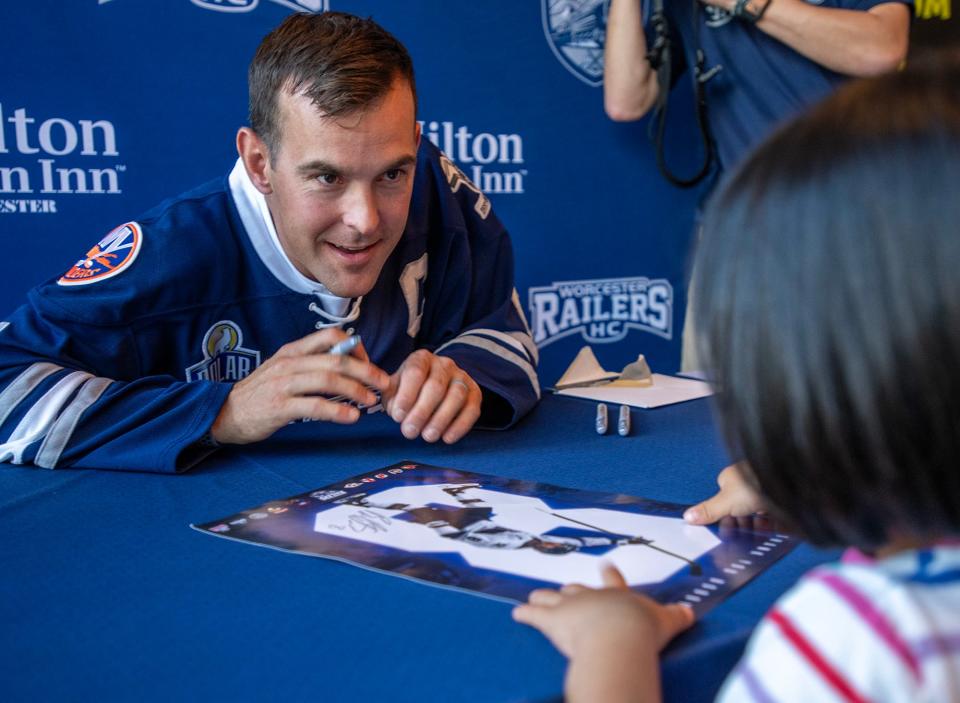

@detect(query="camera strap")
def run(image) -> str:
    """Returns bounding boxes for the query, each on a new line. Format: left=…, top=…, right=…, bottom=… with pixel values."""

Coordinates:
left=646, top=0, right=720, bottom=188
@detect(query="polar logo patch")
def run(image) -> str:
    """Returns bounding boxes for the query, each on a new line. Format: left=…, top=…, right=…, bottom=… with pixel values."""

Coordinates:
left=58, top=222, right=142, bottom=286
left=185, top=320, right=261, bottom=382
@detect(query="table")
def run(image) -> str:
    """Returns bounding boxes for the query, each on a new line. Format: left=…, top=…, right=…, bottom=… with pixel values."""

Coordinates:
left=0, top=395, right=836, bottom=702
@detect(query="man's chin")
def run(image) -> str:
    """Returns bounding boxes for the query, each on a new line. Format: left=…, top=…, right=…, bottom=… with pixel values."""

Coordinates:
left=318, top=272, right=379, bottom=300
left=312, top=253, right=391, bottom=299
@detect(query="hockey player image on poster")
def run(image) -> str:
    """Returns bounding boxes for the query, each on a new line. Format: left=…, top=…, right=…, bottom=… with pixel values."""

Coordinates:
left=194, top=462, right=795, bottom=613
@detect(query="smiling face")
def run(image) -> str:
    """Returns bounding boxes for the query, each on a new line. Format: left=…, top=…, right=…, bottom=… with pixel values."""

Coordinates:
left=240, top=77, right=419, bottom=298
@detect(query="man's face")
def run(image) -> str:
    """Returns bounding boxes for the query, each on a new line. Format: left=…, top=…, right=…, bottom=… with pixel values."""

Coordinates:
left=262, top=79, right=419, bottom=298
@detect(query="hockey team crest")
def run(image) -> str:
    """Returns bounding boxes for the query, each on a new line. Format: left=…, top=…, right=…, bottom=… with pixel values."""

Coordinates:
left=58, top=222, right=142, bottom=286
left=186, top=321, right=261, bottom=382
left=99, top=0, right=328, bottom=12
left=187, top=0, right=326, bottom=12
left=542, top=0, right=610, bottom=87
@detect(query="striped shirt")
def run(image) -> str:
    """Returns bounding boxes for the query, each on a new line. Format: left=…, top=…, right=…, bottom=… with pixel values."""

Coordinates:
left=717, top=544, right=960, bottom=703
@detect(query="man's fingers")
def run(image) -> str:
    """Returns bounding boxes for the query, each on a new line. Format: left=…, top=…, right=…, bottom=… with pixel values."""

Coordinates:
left=286, top=396, right=362, bottom=425
left=383, top=352, right=480, bottom=443
left=419, top=376, right=469, bottom=442
left=354, top=339, right=371, bottom=363
left=279, top=369, right=377, bottom=407
left=273, top=331, right=388, bottom=389
left=399, top=357, right=450, bottom=439
left=419, top=375, right=480, bottom=444
left=274, top=328, right=349, bottom=358
left=388, top=352, right=430, bottom=424
left=440, top=394, right=482, bottom=444
left=277, top=352, right=390, bottom=392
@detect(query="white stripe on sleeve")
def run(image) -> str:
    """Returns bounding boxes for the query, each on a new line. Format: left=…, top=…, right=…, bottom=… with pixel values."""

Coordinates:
left=35, top=376, right=113, bottom=469
left=436, top=332, right=540, bottom=399
left=0, top=371, right=91, bottom=464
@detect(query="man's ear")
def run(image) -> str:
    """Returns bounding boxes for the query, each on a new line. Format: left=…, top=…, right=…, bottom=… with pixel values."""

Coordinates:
left=236, top=127, right=273, bottom=195
left=414, top=120, right=421, bottom=148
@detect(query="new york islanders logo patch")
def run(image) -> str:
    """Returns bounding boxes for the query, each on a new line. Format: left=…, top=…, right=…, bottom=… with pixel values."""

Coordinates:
left=186, top=320, right=261, bottom=382
left=58, top=222, right=142, bottom=286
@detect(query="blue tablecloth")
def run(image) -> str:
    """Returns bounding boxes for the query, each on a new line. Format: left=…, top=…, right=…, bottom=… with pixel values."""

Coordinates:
left=0, top=394, right=836, bottom=703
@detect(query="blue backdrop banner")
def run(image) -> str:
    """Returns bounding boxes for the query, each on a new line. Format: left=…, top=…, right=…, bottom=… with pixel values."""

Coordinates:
left=1, top=0, right=707, bottom=384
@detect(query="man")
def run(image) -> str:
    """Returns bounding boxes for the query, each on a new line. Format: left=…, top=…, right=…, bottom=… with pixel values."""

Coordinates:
left=0, top=12, right=539, bottom=473
left=604, top=0, right=912, bottom=177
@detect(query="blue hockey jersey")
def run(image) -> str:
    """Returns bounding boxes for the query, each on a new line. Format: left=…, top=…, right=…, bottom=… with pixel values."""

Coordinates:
left=0, top=140, right=539, bottom=473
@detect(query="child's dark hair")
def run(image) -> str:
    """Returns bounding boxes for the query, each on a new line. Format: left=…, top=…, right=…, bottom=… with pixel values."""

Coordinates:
left=693, top=51, right=960, bottom=550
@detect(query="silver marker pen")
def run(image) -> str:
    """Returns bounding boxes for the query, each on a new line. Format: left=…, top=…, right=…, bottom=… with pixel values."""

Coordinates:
left=328, top=334, right=361, bottom=356
left=595, top=403, right=608, bottom=435
left=324, top=335, right=382, bottom=413
left=618, top=405, right=631, bottom=436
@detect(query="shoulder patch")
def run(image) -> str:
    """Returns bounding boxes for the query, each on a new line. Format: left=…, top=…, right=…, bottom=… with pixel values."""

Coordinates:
left=185, top=320, right=261, bottom=382
left=58, top=222, right=142, bottom=286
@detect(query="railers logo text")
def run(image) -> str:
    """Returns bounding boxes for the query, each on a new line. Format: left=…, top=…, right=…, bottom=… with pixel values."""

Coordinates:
left=529, top=276, right=672, bottom=347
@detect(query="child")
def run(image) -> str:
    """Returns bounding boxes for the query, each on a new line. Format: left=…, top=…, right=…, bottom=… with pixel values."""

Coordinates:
left=513, top=52, right=960, bottom=702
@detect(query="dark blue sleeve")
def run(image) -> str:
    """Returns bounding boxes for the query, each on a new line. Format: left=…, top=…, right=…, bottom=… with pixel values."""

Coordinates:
left=0, top=277, right=231, bottom=474
left=416, top=144, right=540, bottom=429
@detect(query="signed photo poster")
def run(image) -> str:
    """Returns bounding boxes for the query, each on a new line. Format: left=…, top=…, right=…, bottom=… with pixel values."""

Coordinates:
left=193, top=462, right=794, bottom=614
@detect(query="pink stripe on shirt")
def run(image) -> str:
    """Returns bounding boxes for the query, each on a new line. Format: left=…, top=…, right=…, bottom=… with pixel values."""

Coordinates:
left=812, top=569, right=922, bottom=681
left=768, top=608, right=868, bottom=703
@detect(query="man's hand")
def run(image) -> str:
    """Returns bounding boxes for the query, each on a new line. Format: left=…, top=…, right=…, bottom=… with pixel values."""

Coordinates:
left=382, top=350, right=482, bottom=444
left=211, top=328, right=391, bottom=445
left=683, top=463, right=766, bottom=525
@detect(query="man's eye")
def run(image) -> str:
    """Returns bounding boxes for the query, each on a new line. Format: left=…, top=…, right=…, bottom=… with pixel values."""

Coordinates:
left=383, top=169, right=404, bottom=181
left=317, top=173, right=339, bottom=185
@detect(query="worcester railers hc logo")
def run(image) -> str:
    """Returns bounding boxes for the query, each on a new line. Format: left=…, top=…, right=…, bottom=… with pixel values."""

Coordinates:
left=186, top=321, right=261, bottom=382
left=529, top=276, right=673, bottom=348
left=542, top=0, right=610, bottom=87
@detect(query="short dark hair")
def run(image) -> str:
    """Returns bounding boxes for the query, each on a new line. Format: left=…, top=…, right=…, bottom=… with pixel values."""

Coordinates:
left=693, top=51, right=960, bottom=550
left=248, top=11, right=417, bottom=154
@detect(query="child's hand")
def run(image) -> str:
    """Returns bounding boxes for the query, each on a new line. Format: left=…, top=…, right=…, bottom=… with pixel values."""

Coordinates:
left=683, top=462, right=766, bottom=525
left=512, top=563, right=695, bottom=659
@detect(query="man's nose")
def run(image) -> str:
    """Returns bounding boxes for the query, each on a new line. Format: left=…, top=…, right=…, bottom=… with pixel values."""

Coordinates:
left=341, top=185, right=380, bottom=235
